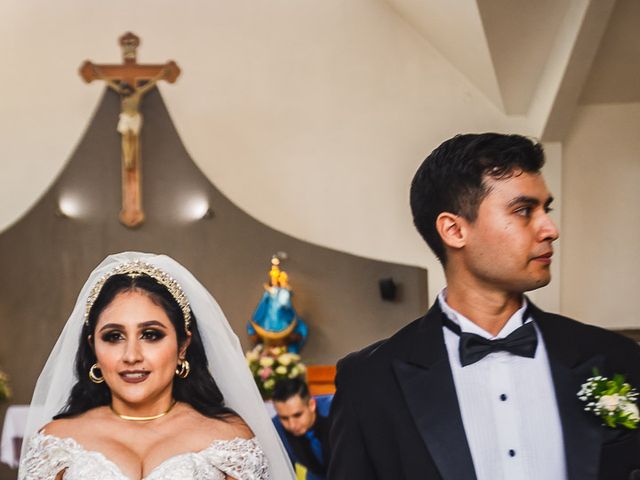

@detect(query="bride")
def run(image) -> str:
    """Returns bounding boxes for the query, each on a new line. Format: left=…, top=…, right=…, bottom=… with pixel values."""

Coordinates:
left=19, top=252, right=294, bottom=479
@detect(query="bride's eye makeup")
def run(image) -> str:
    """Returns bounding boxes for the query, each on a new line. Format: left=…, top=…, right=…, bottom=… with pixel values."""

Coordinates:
left=101, top=330, right=124, bottom=343
left=140, top=329, right=166, bottom=341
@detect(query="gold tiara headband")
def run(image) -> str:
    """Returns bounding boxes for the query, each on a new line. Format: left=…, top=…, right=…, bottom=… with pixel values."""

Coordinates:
left=84, top=260, right=192, bottom=333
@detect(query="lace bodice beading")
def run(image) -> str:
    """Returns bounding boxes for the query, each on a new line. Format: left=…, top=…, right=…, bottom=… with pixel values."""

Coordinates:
left=19, top=432, right=271, bottom=480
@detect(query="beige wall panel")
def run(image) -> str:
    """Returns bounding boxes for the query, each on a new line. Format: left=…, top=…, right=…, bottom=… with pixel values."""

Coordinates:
left=561, top=103, right=640, bottom=328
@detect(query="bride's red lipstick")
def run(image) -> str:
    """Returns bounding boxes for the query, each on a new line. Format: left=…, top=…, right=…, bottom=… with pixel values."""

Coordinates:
left=119, top=370, right=150, bottom=384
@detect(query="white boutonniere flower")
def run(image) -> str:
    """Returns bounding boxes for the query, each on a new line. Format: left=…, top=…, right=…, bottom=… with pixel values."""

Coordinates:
left=578, top=369, right=639, bottom=429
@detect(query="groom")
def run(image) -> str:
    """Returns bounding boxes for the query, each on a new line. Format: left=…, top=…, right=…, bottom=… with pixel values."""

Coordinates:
left=328, top=133, right=640, bottom=480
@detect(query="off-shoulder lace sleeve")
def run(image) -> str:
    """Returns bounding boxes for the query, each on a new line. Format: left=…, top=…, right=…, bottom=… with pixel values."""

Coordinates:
left=201, top=437, right=272, bottom=480
left=19, top=432, right=75, bottom=480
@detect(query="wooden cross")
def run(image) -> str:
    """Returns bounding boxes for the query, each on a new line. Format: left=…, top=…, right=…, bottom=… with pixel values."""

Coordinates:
left=79, top=32, right=180, bottom=228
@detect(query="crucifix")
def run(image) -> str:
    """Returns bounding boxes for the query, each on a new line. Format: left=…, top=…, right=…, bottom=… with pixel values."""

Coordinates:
left=79, top=32, right=181, bottom=227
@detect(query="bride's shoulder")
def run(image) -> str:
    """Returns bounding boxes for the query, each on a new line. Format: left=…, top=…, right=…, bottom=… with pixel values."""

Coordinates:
left=39, top=418, right=77, bottom=438
left=207, top=414, right=254, bottom=441
left=179, top=405, right=254, bottom=443
left=40, top=407, right=110, bottom=438
left=20, top=413, right=105, bottom=479
left=168, top=410, right=270, bottom=479
left=185, top=412, right=270, bottom=476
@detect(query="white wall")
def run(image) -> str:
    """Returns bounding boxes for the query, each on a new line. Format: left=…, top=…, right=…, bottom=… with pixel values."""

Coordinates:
left=9, top=0, right=636, bottom=322
left=561, top=103, right=640, bottom=328
left=0, top=0, right=538, bottom=308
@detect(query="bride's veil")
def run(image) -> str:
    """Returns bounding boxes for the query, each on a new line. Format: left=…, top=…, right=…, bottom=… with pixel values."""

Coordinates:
left=20, top=251, right=295, bottom=479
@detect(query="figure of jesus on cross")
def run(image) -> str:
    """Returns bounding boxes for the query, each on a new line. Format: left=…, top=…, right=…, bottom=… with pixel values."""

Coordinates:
left=79, top=32, right=180, bottom=227
left=94, top=66, right=167, bottom=171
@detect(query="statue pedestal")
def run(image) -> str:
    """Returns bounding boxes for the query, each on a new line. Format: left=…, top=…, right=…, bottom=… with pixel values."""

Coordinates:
left=306, top=365, right=336, bottom=396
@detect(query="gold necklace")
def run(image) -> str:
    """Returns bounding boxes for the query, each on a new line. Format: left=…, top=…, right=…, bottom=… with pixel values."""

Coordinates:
left=111, top=400, right=177, bottom=421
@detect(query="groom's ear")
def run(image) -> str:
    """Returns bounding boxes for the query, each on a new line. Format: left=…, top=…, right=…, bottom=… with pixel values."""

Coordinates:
left=436, top=211, right=467, bottom=249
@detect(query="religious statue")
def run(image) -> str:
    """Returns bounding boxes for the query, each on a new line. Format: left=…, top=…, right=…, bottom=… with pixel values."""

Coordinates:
left=79, top=32, right=180, bottom=228
left=248, top=256, right=308, bottom=353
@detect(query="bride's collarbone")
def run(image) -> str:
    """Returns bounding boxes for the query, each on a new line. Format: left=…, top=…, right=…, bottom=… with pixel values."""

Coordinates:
left=45, top=416, right=214, bottom=478
left=56, top=432, right=210, bottom=479
left=87, top=426, right=210, bottom=466
left=44, top=409, right=251, bottom=477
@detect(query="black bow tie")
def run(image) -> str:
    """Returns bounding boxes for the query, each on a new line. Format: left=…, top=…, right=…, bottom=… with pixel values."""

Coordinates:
left=442, top=311, right=538, bottom=367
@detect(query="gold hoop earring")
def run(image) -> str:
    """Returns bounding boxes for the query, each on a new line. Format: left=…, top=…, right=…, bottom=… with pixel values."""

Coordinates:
left=176, top=359, right=190, bottom=379
left=89, top=364, right=104, bottom=384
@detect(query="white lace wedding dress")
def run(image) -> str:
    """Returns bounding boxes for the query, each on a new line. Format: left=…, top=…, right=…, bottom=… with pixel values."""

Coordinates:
left=19, top=432, right=271, bottom=479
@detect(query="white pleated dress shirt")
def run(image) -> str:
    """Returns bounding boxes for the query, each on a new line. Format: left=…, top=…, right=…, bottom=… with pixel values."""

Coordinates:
left=438, top=290, right=567, bottom=480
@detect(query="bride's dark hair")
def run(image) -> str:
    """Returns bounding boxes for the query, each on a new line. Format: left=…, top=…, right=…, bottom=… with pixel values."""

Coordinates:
left=54, top=274, right=236, bottom=420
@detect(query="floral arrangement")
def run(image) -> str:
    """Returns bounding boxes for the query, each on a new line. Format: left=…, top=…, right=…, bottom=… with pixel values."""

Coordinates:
left=0, top=370, right=11, bottom=402
left=245, top=344, right=306, bottom=399
left=578, top=369, right=639, bottom=429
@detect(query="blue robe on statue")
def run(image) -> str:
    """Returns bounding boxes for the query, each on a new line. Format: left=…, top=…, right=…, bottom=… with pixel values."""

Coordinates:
left=248, top=286, right=308, bottom=353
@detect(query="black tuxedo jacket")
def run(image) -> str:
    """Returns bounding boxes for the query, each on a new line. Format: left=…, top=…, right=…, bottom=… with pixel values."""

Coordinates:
left=327, top=302, right=640, bottom=480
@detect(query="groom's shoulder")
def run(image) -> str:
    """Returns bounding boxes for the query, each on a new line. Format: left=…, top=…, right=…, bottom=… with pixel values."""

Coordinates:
left=539, top=309, right=635, bottom=343
left=537, top=309, right=640, bottom=363
left=336, top=315, right=426, bottom=380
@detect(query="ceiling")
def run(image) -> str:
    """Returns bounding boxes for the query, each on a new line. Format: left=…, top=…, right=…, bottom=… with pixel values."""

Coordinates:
left=579, top=0, right=640, bottom=104
left=0, top=0, right=637, bottom=268
left=387, top=0, right=639, bottom=111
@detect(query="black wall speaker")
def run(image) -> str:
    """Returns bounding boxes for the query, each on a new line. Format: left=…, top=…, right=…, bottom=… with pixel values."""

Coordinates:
left=379, top=277, right=397, bottom=301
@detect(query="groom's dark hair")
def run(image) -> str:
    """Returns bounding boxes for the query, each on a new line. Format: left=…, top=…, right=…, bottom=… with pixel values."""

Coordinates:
left=410, top=133, right=545, bottom=265
left=55, top=274, right=236, bottom=421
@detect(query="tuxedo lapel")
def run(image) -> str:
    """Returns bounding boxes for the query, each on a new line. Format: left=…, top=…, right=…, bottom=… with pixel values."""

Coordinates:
left=392, top=304, right=477, bottom=480
left=534, top=307, right=604, bottom=480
